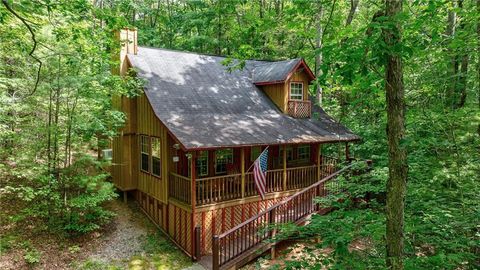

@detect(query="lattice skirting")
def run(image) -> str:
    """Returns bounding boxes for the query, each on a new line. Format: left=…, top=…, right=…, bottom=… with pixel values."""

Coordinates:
left=134, top=190, right=286, bottom=257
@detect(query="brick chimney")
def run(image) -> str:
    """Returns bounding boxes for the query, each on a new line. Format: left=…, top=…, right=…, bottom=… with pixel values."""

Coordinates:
left=114, top=28, right=137, bottom=76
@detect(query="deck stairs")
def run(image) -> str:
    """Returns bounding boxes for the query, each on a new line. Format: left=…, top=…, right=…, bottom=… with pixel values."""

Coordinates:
left=200, top=160, right=370, bottom=270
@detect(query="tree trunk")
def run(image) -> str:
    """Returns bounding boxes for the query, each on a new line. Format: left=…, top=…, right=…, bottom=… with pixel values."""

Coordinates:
left=454, top=0, right=468, bottom=108
left=446, top=0, right=457, bottom=107
left=383, top=1, right=408, bottom=269
left=477, top=0, right=480, bottom=136
left=477, top=0, right=480, bottom=109
left=346, top=0, right=359, bottom=26
left=315, top=1, right=324, bottom=106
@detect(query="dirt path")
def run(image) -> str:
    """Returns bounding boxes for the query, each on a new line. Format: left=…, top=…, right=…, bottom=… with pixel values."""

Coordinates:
left=1, top=197, right=200, bottom=270
left=88, top=199, right=152, bottom=263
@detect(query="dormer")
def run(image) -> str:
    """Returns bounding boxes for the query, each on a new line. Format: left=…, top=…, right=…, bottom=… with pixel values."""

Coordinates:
left=253, top=59, right=315, bottom=118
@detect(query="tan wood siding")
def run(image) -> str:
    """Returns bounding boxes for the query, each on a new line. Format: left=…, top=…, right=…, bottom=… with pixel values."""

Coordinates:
left=111, top=89, right=169, bottom=203
left=136, top=94, right=169, bottom=204
left=262, top=82, right=288, bottom=112
left=111, top=95, right=137, bottom=191
left=288, top=70, right=311, bottom=101
left=261, top=68, right=312, bottom=113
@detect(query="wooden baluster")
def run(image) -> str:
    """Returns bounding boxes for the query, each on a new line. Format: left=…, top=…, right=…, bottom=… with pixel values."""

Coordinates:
left=213, top=235, right=219, bottom=270
left=209, top=179, right=212, bottom=204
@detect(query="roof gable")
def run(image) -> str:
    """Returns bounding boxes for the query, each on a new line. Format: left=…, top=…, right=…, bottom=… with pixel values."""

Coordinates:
left=253, top=58, right=315, bottom=85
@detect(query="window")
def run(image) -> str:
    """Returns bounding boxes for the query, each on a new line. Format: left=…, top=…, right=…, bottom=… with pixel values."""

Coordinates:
left=297, top=145, right=310, bottom=160
left=196, top=151, right=208, bottom=177
left=250, top=146, right=262, bottom=162
left=290, top=82, right=303, bottom=100
left=140, top=135, right=150, bottom=172
left=102, top=149, right=112, bottom=161
left=280, top=147, right=294, bottom=162
left=215, top=149, right=233, bottom=174
left=151, top=137, right=161, bottom=177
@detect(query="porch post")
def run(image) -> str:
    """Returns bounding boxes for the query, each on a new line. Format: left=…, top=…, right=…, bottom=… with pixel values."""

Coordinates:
left=345, top=142, right=350, bottom=162
left=282, top=145, right=287, bottom=191
left=241, top=147, right=245, bottom=198
left=317, top=143, right=322, bottom=180
left=190, top=152, right=197, bottom=260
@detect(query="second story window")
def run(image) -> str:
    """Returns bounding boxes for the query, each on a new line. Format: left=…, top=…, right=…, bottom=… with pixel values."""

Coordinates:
left=140, top=135, right=150, bottom=172
left=215, top=148, right=233, bottom=174
left=196, top=151, right=208, bottom=177
left=151, top=137, right=161, bottom=177
left=290, top=82, right=303, bottom=100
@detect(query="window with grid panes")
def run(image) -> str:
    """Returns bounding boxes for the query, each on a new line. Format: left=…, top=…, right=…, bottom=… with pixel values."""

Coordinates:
left=290, top=82, right=303, bottom=100
left=151, top=137, right=161, bottom=177
left=215, top=149, right=233, bottom=174
left=140, top=135, right=150, bottom=172
left=250, top=146, right=262, bottom=162
left=297, top=145, right=310, bottom=160
left=196, top=151, right=208, bottom=177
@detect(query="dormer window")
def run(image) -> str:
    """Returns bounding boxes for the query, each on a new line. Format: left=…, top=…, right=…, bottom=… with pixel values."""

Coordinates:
left=290, top=82, right=303, bottom=100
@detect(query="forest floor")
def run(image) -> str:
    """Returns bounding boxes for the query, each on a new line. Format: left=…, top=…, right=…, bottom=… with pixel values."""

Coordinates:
left=0, top=197, right=201, bottom=270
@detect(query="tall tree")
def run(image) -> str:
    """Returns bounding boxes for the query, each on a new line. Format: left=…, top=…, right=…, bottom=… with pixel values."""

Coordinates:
left=315, top=1, right=324, bottom=106
left=383, top=0, right=408, bottom=269
left=345, top=0, right=359, bottom=26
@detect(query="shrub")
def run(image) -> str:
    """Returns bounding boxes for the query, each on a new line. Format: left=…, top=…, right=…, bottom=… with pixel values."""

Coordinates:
left=24, top=248, right=41, bottom=265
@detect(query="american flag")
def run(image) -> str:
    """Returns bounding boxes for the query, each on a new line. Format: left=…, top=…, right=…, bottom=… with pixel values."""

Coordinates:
left=253, top=148, right=269, bottom=200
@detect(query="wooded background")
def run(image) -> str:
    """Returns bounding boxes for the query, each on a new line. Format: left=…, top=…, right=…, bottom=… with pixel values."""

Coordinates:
left=0, top=0, right=478, bottom=269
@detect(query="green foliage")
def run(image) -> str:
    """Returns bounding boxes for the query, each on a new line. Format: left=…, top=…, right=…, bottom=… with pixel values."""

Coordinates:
left=141, top=231, right=192, bottom=270
left=1, top=0, right=479, bottom=269
left=75, top=259, right=122, bottom=270
left=23, top=247, right=41, bottom=265
left=3, top=155, right=117, bottom=235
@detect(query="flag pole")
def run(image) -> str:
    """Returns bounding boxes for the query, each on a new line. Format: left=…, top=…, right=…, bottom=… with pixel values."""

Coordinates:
left=245, top=146, right=269, bottom=173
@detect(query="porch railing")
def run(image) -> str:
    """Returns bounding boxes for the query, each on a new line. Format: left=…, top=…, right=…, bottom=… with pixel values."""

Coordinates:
left=285, top=165, right=317, bottom=190
left=168, top=156, right=341, bottom=206
left=287, top=100, right=311, bottom=118
left=169, top=172, right=192, bottom=204
left=212, top=161, right=365, bottom=270
left=196, top=173, right=243, bottom=205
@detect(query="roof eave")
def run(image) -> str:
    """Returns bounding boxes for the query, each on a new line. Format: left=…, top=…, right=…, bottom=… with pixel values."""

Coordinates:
left=180, top=136, right=361, bottom=152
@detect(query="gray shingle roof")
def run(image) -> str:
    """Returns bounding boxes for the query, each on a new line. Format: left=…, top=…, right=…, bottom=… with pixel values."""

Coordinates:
left=252, top=59, right=301, bottom=84
left=127, top=47, right=360, bottom=150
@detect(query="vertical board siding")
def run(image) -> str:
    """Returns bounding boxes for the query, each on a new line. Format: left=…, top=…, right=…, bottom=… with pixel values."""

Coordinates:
left=288, top=70, right=310, bottom=101
left=136, top=94, right=168, bottom=204
left=262, top=82, right=288, bottom=112
left=167, top=202, right=193, bottom=256
left=260, top=67, right=312, bottom=114
left=112, top=90, right=169, bottom=204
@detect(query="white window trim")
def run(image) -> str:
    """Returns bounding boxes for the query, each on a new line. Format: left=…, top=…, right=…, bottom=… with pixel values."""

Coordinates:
left=290, top=82, right=304, bottom=100
left=140, top=135, right=150, bottom=173
left=151, top=137, right=161, bottom=177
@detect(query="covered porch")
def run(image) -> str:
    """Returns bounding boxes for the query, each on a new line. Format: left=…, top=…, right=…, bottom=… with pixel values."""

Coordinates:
left=168, top=143, right=349, bottom=207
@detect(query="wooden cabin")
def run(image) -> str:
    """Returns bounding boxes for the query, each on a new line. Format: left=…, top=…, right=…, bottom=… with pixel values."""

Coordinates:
left=112, top=29, right=360, bottom=269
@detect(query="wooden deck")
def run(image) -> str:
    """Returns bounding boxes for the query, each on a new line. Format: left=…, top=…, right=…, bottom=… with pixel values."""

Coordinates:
left=169, top=156, right=339, bottom=207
